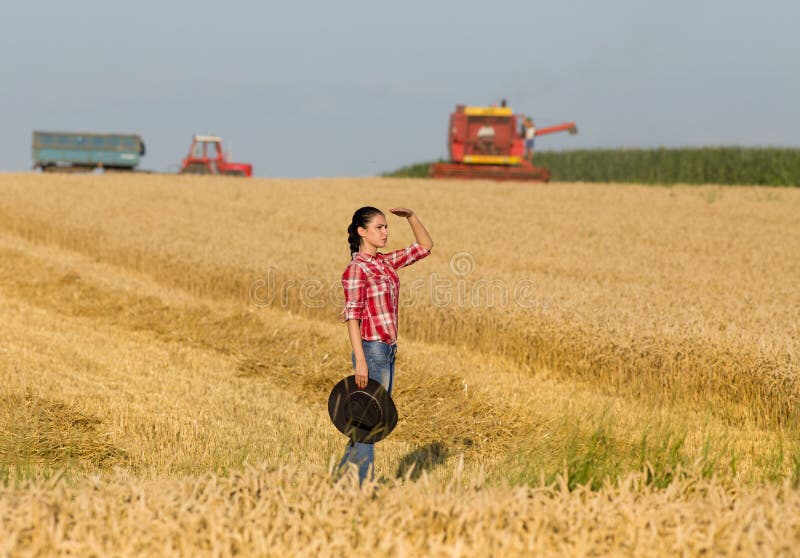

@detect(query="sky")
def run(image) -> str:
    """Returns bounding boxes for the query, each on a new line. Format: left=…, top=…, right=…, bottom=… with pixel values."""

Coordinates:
left=1, top=0, right=798, bottom=177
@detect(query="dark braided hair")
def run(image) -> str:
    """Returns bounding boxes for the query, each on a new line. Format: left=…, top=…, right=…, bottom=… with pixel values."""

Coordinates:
left=347, top=206, right=384, bottom=257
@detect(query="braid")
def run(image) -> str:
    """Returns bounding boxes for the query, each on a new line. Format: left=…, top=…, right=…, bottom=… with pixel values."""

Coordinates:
left=347, top=223, right=361, bottom=255
left=347, top=206, right=384, bottom=258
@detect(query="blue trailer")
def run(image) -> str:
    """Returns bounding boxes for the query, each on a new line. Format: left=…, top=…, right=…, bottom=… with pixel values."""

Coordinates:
left=32, top=131, right=146, bottom=172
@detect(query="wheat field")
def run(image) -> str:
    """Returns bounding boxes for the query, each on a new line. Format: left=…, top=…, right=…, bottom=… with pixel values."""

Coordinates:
left=1, top=173, right=799, bottom=556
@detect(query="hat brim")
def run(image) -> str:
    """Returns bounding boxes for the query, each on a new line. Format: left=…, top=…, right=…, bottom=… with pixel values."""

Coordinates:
left=328, top=376, right=398, bottom=444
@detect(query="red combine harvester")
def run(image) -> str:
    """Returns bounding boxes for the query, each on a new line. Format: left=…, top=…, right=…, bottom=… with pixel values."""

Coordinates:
left=430, top=104, right=577, bottom=182
left=180, top=135, right=253, bottom=177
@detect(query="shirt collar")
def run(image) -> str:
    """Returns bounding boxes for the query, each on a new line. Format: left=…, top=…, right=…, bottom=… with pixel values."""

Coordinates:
left=353, top=251, right=379, bottom=262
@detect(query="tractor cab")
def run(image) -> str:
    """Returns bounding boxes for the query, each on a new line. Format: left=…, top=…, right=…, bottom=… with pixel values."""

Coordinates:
left=180, top=135, right=253, bottom=177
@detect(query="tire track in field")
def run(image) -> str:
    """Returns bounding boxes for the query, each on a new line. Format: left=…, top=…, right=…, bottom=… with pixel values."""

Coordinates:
left=1, top=227, right=792, bottom=482
left=0, top=235, right=531, bottom=457
left=0, top=205, right=797, bottom=429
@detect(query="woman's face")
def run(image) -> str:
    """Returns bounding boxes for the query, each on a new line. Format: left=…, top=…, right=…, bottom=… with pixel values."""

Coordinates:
left=358, top=213, right=388, bottom=250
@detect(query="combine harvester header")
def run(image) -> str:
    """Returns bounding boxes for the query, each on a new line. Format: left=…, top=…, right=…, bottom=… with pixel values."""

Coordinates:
left=431, top=103, right=577, bottom=182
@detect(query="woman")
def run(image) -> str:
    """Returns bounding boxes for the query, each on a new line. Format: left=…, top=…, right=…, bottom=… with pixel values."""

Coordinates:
left=338, top=206, right=433, bottom=483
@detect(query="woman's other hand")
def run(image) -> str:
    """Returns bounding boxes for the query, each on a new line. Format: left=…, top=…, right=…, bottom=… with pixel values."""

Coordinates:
left=354, top=358, right=369, bottom=389
left=389, top=207, right=414, bottom=218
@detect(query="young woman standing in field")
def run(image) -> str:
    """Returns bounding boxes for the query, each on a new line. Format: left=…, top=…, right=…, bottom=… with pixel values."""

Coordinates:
left=338, top=206, right=433, bottom=483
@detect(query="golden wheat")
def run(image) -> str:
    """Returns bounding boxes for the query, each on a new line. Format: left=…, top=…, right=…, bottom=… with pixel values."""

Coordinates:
left=2, top=465, right=800, bottom=557
left=1, top=173, right=799, bottom=555
left=1, top=174, right=797, bottom=425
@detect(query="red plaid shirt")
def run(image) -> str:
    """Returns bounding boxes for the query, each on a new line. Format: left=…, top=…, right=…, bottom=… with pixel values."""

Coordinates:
left=341, top=242, right=430, bottom=344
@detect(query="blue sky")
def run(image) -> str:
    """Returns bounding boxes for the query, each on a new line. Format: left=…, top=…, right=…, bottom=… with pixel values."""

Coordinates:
left=2, top=0, right=798, bottom=176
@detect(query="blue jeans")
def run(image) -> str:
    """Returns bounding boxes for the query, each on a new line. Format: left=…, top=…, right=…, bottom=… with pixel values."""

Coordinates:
left=337, top=340, right=397, bottom=483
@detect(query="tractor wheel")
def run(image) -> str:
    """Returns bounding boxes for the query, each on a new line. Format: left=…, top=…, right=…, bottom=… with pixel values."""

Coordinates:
left=181, top=163, right=211, bottom=175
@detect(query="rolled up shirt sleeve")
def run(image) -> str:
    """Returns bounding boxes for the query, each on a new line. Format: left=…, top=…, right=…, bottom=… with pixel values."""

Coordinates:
left=341, top=263, right=367, bottom=322
left=384, top=242, right=431, bottom=270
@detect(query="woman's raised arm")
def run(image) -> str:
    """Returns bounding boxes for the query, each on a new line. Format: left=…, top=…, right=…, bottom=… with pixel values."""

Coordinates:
left=390, top=207, right=433, bottom=251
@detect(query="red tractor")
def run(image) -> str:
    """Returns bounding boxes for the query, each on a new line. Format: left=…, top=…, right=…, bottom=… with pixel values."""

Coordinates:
left=180, top=135, right=253, bottom=177
left=430, top=104, right=577, bottom=182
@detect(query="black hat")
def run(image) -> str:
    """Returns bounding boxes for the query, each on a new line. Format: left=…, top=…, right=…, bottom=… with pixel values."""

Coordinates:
left=328, top=376, right=398, bottom=444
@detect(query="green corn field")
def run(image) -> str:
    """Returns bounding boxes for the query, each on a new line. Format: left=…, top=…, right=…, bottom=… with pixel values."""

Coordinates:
left=387, top=148, right=800, bottom=186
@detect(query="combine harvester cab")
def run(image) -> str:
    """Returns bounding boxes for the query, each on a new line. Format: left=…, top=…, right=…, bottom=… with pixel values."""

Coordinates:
left=180, top=135, right=253, bottom=177
left=430, top=104, right=576, bottom=182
